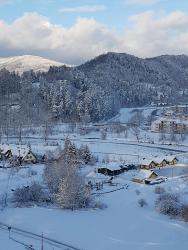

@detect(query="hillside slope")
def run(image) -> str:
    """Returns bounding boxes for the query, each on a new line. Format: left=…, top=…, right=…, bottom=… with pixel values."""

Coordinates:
left=78, top=52, right=188, bottom=106
left=0, top=55, right=65, bottom=74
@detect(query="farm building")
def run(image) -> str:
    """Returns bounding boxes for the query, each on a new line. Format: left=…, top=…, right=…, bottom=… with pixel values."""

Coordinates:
left=132, top=170, right=159, bottom=184
left=97, top=165, right=127, bottom=176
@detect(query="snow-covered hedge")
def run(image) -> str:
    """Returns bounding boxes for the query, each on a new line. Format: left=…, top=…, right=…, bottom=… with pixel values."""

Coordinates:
left=155, top=193, right=181, bottom=218
left=12, top=182, right=47, bottom=207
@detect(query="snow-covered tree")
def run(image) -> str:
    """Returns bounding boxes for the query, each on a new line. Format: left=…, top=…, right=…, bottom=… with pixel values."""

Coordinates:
left=56, top=164, right=91, bottom=210
left=44, top=139, right=92, bottom=209
left=78, top=144, right=96, bottom=165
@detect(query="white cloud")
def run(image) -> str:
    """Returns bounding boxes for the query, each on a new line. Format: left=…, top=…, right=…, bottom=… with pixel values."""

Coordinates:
left=0, top=11, right=188, bottom=64
left=0, top=0, right=13, bottom=5
left=59, top=5, right=106, bottom=13
left=122, top=11, right=188, bottom=57
left=126, top=0, right=159, bottom=5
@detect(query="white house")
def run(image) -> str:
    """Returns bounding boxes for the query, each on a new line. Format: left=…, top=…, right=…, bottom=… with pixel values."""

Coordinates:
left=151, top=117, right=188, bottom=133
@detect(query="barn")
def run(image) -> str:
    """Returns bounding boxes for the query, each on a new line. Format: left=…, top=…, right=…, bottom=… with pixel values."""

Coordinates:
left=97, top=165, right=127, bottom=176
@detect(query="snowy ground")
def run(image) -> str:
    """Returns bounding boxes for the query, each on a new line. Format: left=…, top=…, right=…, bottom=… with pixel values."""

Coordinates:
left=0, top=107, right=188, bottom=249
left=0, top=163, right=188, bottom=250
left=109, top=106, right=159, bottom=123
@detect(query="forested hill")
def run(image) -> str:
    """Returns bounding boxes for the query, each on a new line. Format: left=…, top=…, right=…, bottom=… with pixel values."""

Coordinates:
left=0, top=52, right=188, bottom=126
left=78, top=52, right=188, bottom=106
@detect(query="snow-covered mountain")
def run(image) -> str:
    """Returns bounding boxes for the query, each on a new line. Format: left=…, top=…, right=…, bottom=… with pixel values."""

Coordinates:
left=0, top=55, right=65, bottom=74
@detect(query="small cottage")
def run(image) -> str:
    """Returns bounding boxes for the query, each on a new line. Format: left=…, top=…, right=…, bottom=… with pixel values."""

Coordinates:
left=140, top=159, right=158, bottom=170
left=132, top=170, right=159, bottom=184
left=158, top=159, right=168, bottom=167
left=165, top=156, right=178, bottom=165
left=22, top=150, right=37, bottom=164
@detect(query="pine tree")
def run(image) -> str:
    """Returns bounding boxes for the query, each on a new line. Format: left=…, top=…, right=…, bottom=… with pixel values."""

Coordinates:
left=79, top=144, right=94, bottom=164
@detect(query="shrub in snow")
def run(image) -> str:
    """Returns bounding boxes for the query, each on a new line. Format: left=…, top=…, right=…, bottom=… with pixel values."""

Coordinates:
left=0, top=193, right=8, bottom=211
left=135, top=190, right=141, bottom=196
left=101, top=130, right=107, bottom=140
left=155, top=193, right=181, bottom=218
left=78, top=144, right=96, bottom=165
left=94, top=201, right=108, bottom=210
left=12, top=182, right=46, bottom=207
left=154, top=186, right=165, bottom=195
left=138, top=198, right=147, bottom=207
left=181, top=205, right=188, bottom=222
left=27, top=169, right=37, bottom=177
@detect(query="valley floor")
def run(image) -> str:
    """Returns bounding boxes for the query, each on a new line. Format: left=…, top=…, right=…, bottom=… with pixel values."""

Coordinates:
left=0, top=165, right=188, bottom=250
left=0, top=107, right=188, bottom=250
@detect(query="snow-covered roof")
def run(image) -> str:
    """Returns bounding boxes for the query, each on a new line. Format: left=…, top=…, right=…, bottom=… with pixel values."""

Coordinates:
left=0, top=144, right=10, bottom=154
left=0, top=144, right=31, bottom=158
left=105, top=164, right=124, bottom=171
left=86, top=171, right=108, bottom=180
left=139, top=158, right=157, bottom=165
left=140, top=155, right=177, bottom=165
left=134, top=170, right=158, bottom=180
left=165, top=155, right=177, bottom=162
left=11, top=147, right=30, bottom=158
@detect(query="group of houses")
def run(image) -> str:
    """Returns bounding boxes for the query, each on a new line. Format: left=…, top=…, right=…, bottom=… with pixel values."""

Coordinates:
left=151, top=117, right=188, bottom=134
left=96, top=164, right=165, bottom=185
left=151, top=105, right=188, bottom=134
left=0, top=145, right=37, bottom=166
left=96, top=155, right=178, bottom=179
left=140, top=156, right=178, bottom=170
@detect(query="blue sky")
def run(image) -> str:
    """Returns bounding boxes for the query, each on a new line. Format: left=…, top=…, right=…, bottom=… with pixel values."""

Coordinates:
left=1, top=0, right=187, bottom=30
left=0, top=0, right=188, bottom=64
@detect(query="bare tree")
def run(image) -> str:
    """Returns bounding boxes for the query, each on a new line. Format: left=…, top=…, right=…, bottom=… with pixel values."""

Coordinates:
left=101, top=129, right=107, bottom=140
left=132, top=126, right=140, bottom=142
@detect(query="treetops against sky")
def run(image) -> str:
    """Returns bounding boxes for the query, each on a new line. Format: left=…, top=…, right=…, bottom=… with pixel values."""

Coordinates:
left=0, top=0, right=188, bottom=64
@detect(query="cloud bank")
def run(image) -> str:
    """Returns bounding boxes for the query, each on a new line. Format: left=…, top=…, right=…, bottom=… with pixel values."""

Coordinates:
left=0, top=11, right=188, bottom=64
left=126, top=0, right=158, bottom=5
left=60, top=5, right=106, bottom=13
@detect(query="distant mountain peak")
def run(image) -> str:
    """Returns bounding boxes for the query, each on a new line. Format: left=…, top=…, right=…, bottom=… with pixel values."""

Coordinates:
left=0, top=55, right=69, bottom=74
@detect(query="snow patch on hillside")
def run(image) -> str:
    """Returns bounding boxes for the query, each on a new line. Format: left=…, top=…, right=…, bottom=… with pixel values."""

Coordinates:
left=0, top=55, right=68, bottom=74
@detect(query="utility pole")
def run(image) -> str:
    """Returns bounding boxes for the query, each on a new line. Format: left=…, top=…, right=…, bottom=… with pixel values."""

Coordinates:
left=8, top=226, right=11, bottom=239
left=41, top=232, right=44, bottom=250
left=19, top=123, right=22, bottom=143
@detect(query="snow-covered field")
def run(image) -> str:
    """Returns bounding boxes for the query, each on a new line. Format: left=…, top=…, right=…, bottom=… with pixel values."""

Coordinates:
left=0, top=107, right=188, bottom=249
left=0, top=166, right=188, bottom=250
left=109, top=106, right=159, bottom=123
